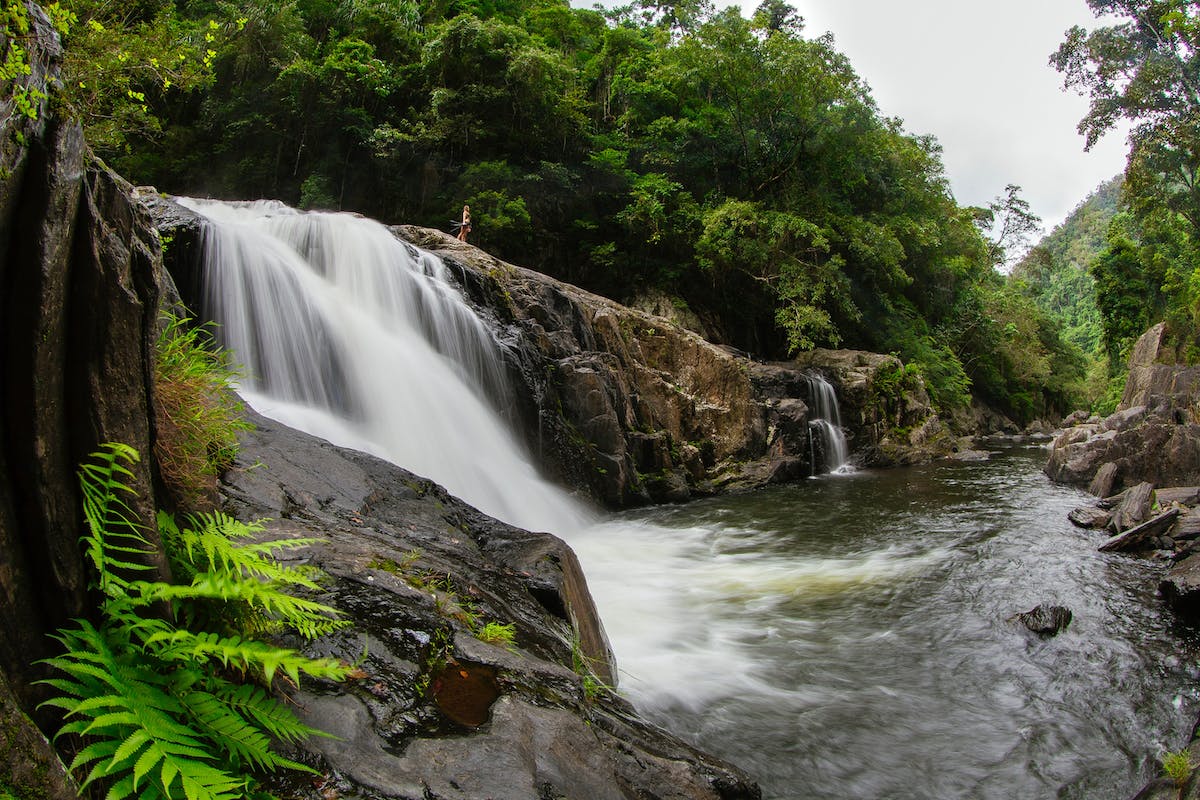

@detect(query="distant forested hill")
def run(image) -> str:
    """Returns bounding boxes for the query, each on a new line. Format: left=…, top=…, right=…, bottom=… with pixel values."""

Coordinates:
left=1012, top=175, right=1122, bottom=356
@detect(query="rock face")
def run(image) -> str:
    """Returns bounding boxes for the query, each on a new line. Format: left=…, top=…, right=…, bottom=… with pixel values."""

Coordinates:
left=222, top=413, right=761, bottom=800
left=1046, top=325, right=1200, bottom=494
left=787, top=349, right=950, bottom=466
left=402, top=233, right=954, bottom=499
left=146, top=209, right=948, bottom=506
left=0, top=1, right=173, bottom=751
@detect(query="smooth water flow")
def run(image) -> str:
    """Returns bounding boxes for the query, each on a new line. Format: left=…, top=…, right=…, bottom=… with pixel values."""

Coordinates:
left=183, top=200, right=1199, bottom=799
left=805, top=373, right=850, bottom=473
left=179, top=198, right=586, bottom=533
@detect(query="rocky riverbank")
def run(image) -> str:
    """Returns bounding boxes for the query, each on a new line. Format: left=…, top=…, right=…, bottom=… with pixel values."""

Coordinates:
left=220, top=411, right=760, bottom=800
left=1043, top=324, right=1200, bottom=799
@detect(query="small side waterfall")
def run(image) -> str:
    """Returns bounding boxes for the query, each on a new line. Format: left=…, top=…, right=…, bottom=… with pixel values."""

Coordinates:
left=178, top=198, right=587, bottom=533
left=805, top=373, right=851, bottom=474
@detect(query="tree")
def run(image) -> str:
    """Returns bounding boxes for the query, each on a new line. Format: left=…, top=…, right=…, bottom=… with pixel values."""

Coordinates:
left=976, top=184, right=1043, bottom=271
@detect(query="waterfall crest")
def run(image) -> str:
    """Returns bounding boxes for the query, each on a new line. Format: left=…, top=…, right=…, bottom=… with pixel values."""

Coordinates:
left=805, top=373, right=851, bottom=474
left=179, top=198, right=588, bottom=533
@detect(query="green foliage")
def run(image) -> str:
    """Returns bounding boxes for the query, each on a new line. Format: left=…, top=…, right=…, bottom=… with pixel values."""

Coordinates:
left=476, top=621, right=515, bottom=647
left=1014, top=196, right=1109, bottom=355
left=52, top=0, right=1086, bottom=415
left=1054, top=1, right=1200, bottom=371
left=1, top=0, right=72, bottom=128
left=154, top=313, right=252, bottom=513
left=1162, top=748, right=1193, bottom=788
left=40, top=444, right=350, bottom=800
left=569, top=633, right=610, bottom=704
left=56, top=0, right=225, bottom=159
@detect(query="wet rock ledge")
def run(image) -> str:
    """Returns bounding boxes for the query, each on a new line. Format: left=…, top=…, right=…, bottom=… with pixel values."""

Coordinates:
left=222, top=411, right=760, bottom=800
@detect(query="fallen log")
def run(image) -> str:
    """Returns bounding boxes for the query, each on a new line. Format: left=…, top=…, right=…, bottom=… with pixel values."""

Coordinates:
left=1099, top=508, right=1181, bottom=552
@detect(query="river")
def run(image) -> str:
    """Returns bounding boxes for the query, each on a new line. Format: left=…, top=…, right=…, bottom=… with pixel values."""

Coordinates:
left=180, top=199, right=1200, bottom=800
left=572, top=443, right=1200, bottom=799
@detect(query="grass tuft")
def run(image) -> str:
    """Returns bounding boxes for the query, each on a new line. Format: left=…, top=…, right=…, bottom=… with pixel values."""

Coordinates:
left=153, top=313, right=251, bottom=512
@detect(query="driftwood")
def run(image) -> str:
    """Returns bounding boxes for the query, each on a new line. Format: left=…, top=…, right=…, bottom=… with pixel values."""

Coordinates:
left=1068, top=506, right=1112, bottom=530
left=1109, top=481, right=1155, bottom=532
left=1153, top=486, right=1200, bottom=508
left=1099, top=508, right=1181, bottom=552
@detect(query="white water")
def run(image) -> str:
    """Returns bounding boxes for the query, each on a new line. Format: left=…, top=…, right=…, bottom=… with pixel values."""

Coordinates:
left=806, top=373, right=851, bottom=473
left=179, top=199, right=958, bottom=727
left=178, top=197, right=586, bottom=534
left=179, top=200, right=1200, bottom=798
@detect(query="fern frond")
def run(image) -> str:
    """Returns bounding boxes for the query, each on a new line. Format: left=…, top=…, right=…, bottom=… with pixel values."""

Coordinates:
left=78, top=444, right=153, bottom=598
left=204, top=679, right=323, bottom=744
left=45, top=444, right=353, bottom=800
left=132, top=576, right=348, bottom=641
left=166, top=511, right=324, bottom=587
left=144, top=629, right=349, bottom=685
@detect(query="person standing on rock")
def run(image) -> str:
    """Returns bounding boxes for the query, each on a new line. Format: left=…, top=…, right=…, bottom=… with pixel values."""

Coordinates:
left=457, top=204, right=471, bottom=242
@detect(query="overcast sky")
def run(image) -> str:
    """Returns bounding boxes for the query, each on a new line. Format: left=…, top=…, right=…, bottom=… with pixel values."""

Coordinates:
left=736, top=0, right=1130, bottom=233
left=576, top=0, right=1132, bottom=235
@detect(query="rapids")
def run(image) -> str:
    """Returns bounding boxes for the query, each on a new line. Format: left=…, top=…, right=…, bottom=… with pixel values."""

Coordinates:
left=178, top=198, right=1199, bottom=799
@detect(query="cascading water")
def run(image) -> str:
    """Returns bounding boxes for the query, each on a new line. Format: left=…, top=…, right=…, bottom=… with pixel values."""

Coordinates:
left=178, top=198, right=586, bottom=534
left=180, top=198, right=1199, bottom=800
left=805, top=373, right=851, bottom=474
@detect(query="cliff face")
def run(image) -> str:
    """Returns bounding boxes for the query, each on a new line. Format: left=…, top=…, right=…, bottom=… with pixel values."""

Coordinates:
left=0, top=4, right=174, bottom=794
left=1046, top=323, right=1200, bottom=494
left=389, top=227, right=950, bottom=505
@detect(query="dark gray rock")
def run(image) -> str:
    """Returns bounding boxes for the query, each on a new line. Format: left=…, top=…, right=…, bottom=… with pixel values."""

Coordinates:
left=1088, top=462, right=1120, bottom=498
left=1014, top=604, right=1073, bottom=637
left=1162, top=553, right=1200, bottom=617
left=1110, top=482, right=1156, bottom=533
left=0, top=2, right=172, bottom=736
left=223, top=412, right=761, bottom=800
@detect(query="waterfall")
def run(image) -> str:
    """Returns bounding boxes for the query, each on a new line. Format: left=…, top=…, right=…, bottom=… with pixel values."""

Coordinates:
left=178, top=198, right=587, bottom=534
left=176, top=198, right=807, bottom=713
left=805, top=373, right=851, bottom=474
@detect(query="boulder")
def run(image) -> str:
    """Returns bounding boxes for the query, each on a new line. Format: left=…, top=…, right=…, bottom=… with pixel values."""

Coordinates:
left=1110, top=482, right=1156, bottom=533
left=1014, top=604, right=1073, bottom=637
left=221, top=412, right=761, bottom=800
left=1068, top=506, right=1112, bottom=530
left=0, top=2, right=173, bottom=739
left=1161, top=553, right=1200, bottom=616
left=1046, top=325, right=1200, bottom=494
left=1088, top=462, right=1120, bottom=498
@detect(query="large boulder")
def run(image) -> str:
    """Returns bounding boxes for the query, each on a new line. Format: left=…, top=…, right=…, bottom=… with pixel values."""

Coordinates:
left=221, top=413, right=761, bottom=800
left=1046, top=324, right=1200, bottom=493
left=0, top=0, right=174, bottom=747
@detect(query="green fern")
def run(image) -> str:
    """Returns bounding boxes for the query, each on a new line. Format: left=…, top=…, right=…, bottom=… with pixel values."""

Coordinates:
left=39, top=444, right=352, bottom=800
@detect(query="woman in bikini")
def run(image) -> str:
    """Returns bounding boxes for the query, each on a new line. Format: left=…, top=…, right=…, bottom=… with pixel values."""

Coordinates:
left=457, top=204, right=471, bottom=242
